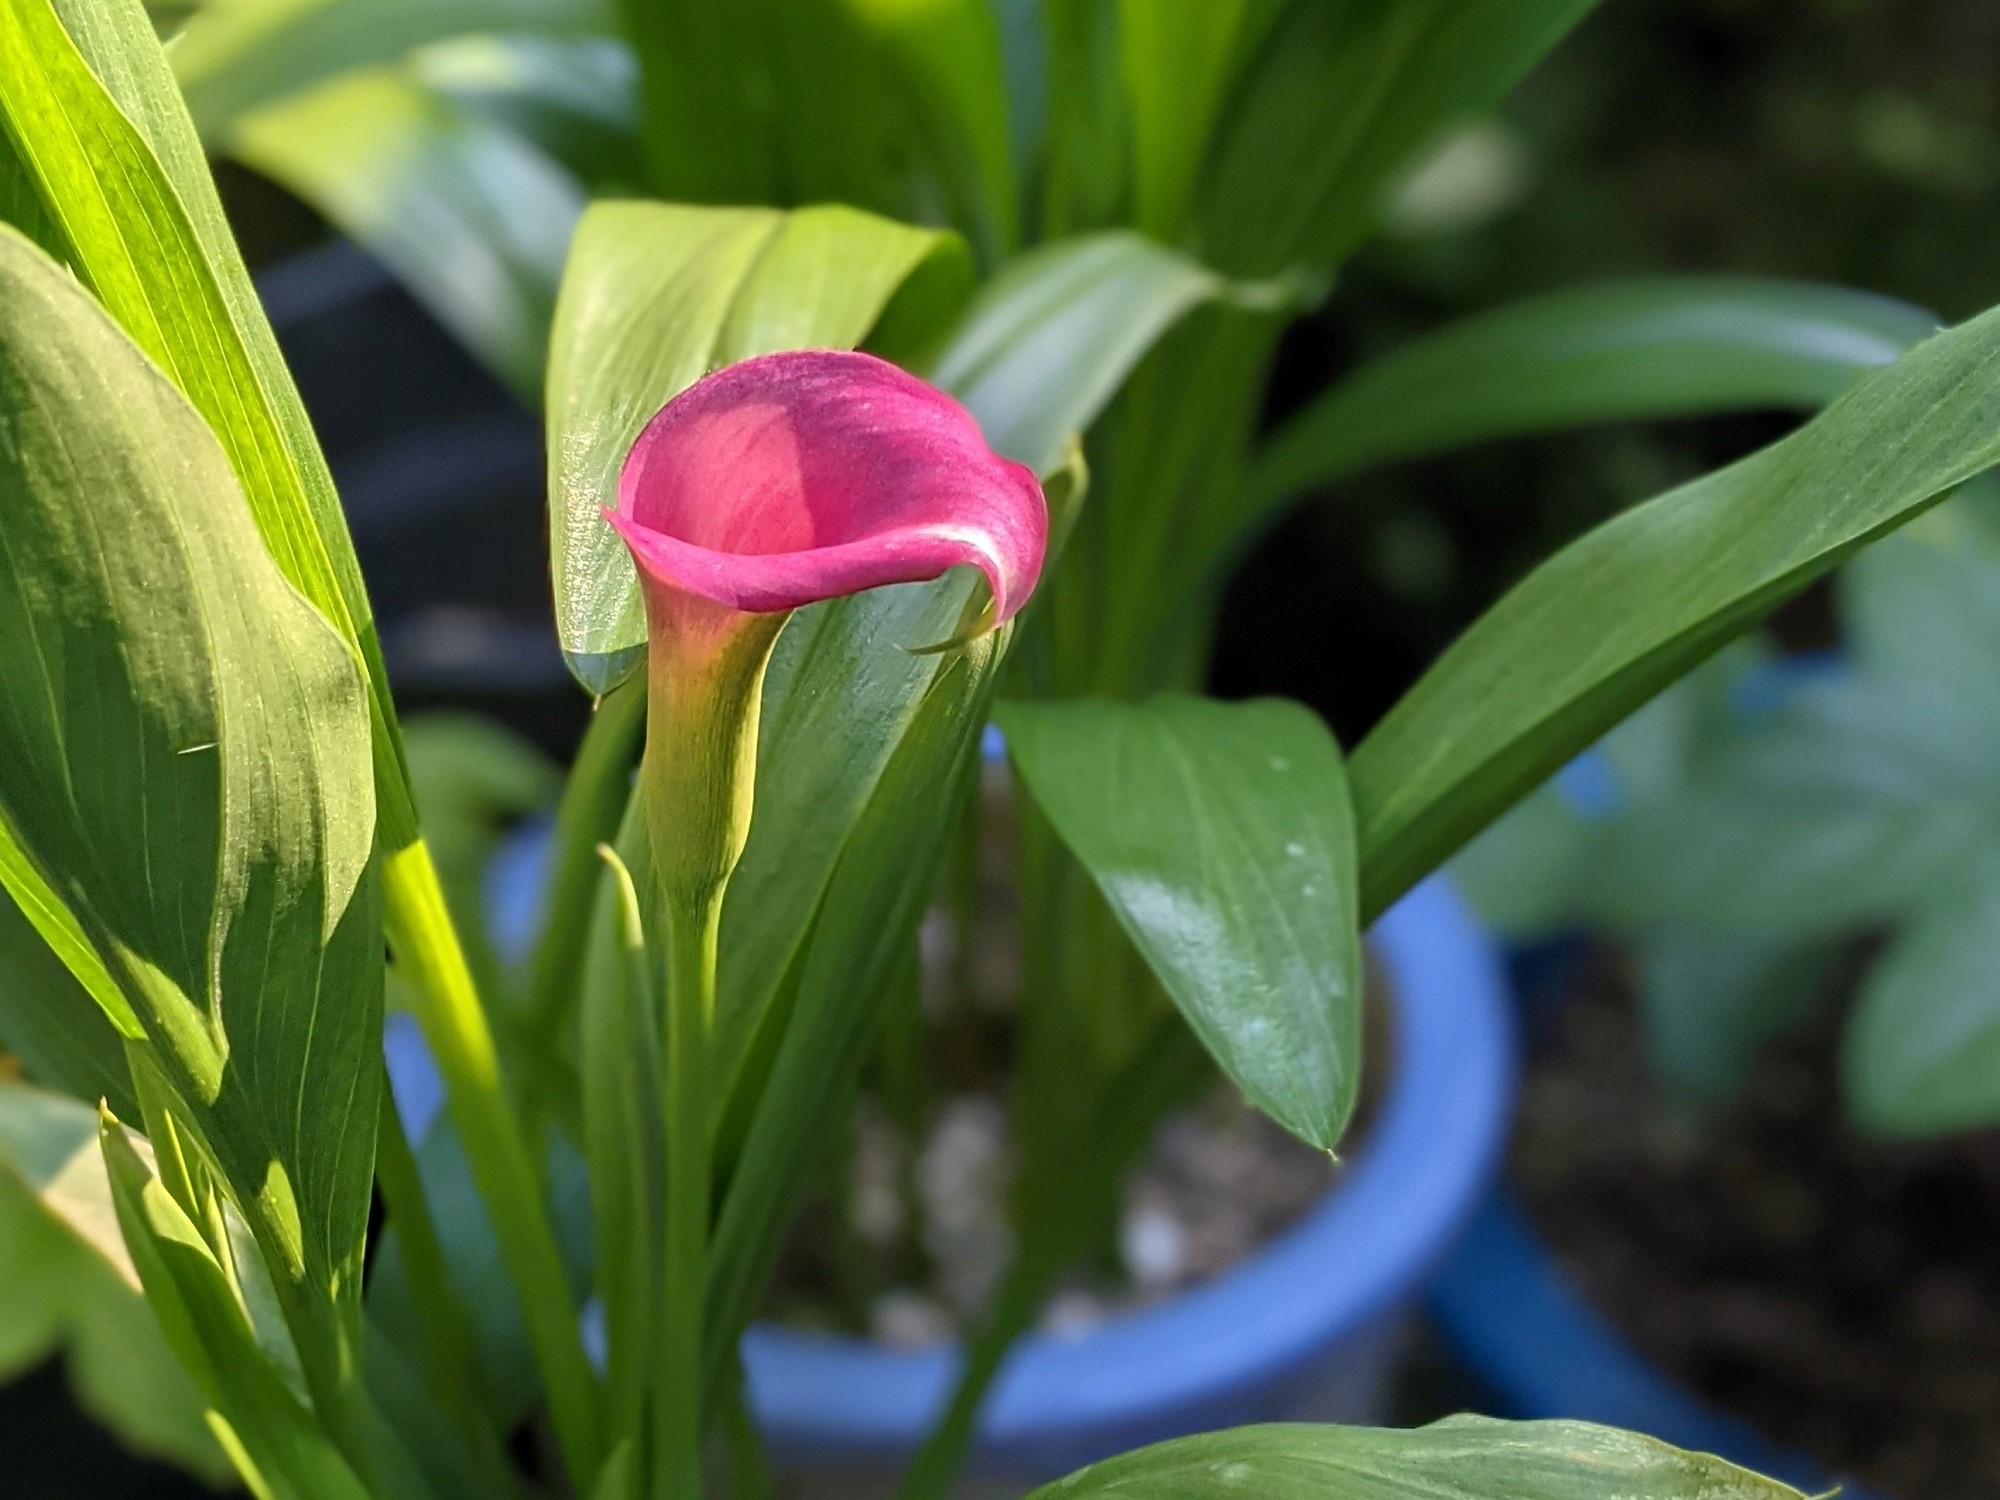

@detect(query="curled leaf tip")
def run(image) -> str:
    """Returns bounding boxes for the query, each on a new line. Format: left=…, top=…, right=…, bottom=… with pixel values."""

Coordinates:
left=606, top=348, right=1048, bottom=623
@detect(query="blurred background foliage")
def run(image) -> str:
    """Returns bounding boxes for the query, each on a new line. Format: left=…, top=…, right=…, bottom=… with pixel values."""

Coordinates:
left=1217, top=0, right=2000, bottom=747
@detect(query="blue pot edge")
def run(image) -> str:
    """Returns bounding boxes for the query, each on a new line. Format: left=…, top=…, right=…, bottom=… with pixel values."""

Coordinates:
left=742, top=872, right=1520, bottom=1468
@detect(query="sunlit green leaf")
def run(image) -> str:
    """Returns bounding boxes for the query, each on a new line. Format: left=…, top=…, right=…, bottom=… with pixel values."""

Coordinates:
left=1118, top=0, right=1280, bottom=239
left=1351, top=299, right=2000, bottom=918
left=101, top=1116, right=374, bottom=1500
left=1028, top=1416, right=1806, bottom=1500
left=0, top=890, right=135, bottom=1115
left=0, top=0, right=411, bottom=841
left=0, top=1079, right=224, bottom=1481
left=0, top=227, right=382, bottom=1414
left=999, top=696, right=1360, bottom=1150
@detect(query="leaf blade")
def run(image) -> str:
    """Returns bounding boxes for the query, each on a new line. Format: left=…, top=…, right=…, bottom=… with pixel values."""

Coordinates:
left=1351, top=300, right=2000, bottom=918
left=1000, top=695, right=1361, bottom=1150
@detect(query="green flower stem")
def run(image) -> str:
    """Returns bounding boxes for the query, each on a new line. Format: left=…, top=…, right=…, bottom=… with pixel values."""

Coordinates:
left=656, top=892, right=722, bottom=1500
left=634, top=599, right=789, bottom=1500
left=382, top=840, right=602, bottom=1492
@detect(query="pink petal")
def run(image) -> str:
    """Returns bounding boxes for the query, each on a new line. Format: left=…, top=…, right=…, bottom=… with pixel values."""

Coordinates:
left=607, top=349, right=1047, bottom=623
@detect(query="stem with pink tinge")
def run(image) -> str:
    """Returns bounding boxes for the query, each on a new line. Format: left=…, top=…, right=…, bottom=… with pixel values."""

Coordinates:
left=639, top=596, right=787, bottom=1500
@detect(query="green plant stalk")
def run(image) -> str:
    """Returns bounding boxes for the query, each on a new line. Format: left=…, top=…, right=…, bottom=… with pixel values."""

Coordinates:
left=635, top=604, right=787, bottom=1500
left=382, top=840, right=602, bottom=1492
left=656, top=894, right=720, bottom=1500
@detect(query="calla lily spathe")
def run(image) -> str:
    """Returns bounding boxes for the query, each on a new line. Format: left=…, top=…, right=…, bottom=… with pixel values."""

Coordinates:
left=606, top=347, right=1046, bottom=625
left=604, top=347, right=1048, bottom=902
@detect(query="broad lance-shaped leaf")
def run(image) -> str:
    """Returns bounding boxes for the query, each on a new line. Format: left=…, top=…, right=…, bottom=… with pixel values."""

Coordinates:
left=999, top=695, right=1361, bottom=1151
left=1245, top=277, right=1940, bottom=528
left=1351, top=297, right=2000, bottom=919
left=171, top=0, right=615, bottom=138
left=0, top=0, right=401, bottom=816
left=547, top=199, right=974, bottom=692
left=0, top=1077, right=224, bottom=1479
left=228, top=64, right=587, bottom=401
left=932, top=230, right=1306, bottom=474
left=0, top=229, right=382, bottom=1412
left=1027, top=1415, right=1806, bottom=1500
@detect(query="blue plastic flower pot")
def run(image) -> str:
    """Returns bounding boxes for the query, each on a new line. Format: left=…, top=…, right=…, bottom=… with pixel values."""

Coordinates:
left=421, top=831, right=1515, bottom=1482
left=736, top=875, right=1517, bottom=1479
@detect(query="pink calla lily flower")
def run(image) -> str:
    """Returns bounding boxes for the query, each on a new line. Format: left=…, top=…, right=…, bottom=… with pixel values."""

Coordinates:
left=604, top=348, right=1047, bottom=904
left=606, top=348, right=1046, bottom=628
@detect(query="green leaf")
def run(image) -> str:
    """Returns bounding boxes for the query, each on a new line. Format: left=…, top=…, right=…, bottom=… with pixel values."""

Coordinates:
left=101, top=1115, right=374, bottom=1500
left=1196, top=0, right=1603, bottom=277
left=1117, top=0, right=1280, bottom=239
left=1245, top=278, right=1940, bottom=533
left=1350, top=298, right=2000, bottom=919
left=932, top=230, right=1297, bottom=473
left=0, top=816, right=141, bottom=1045
left=1040, top=0, right=1124, bottom=234
left=0, top=1078, right=225, bottom=1481
left=844, top=0, right=1018, bottom=263
left=0, top=227, right=382, bottom=1407
left=706, top=598, right=1005, bottom=1386
left=229, top=64, right=586, bottom=399
left=546, top=198, right=971, bottom=692
left=0, top=887, right=135, bottom=1114
left=1027, top=1415, right=1806, bottom=1500
left=999, top=696, right=1361, bottom=1151
left=0, top=0, right=409, bottom=842
left=619, top=0, right=1009, bottom=260
left=170, top=0, right=614, bottom=138
left=1846, top=862, right=2000, bottom=1137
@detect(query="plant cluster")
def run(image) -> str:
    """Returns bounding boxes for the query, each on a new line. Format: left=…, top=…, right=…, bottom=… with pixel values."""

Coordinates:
left=4, top=2, right=2000, bottom=1498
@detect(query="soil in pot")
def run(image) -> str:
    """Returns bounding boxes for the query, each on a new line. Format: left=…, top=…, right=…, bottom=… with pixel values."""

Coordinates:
left=1514, top=943, right=2000, bottom=1500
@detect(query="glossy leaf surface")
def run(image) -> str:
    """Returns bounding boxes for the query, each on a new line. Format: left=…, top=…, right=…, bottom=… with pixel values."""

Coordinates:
left=1000, top=696, right=1361, bottom=1150
left=0, top=229, right=381, bottom=1376
left=1028, top=1416, right=1805, bottom=1499
left=1351, top=301, right=2000, bottom=918
left=0, top=0, right=408, bottom=837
